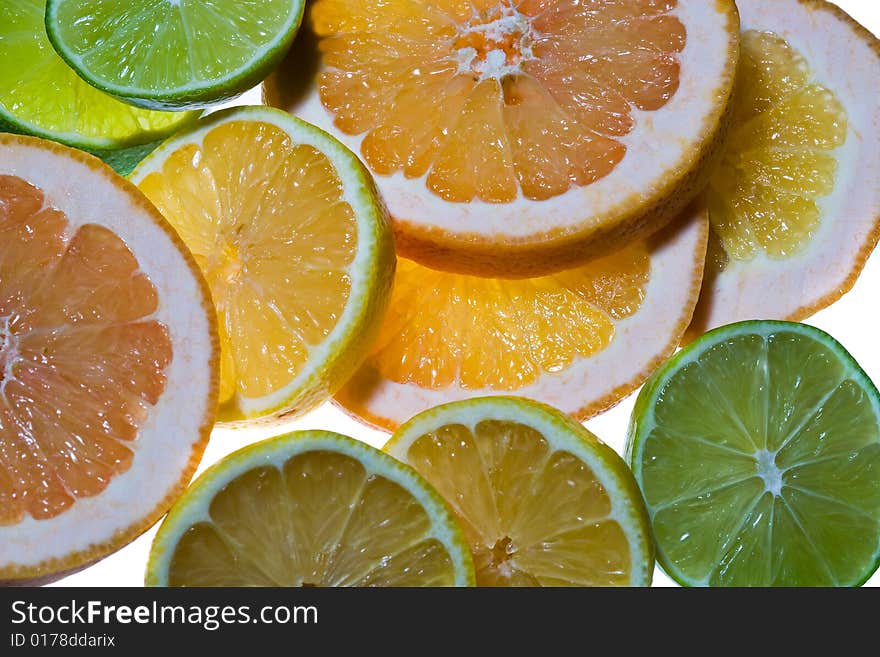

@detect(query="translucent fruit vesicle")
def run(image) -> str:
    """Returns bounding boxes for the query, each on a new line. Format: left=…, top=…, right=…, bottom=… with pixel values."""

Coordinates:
left=707, top=30, right=847, bottom=268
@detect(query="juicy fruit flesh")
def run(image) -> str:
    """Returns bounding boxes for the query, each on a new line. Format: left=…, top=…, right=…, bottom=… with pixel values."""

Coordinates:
left=0, top=0, right=192, bottom=144
left=167, top=450, right=456, bottom=586
left=707, top=31, right=847, bottom=268
left=639, top=330, right=880, bottom=586
left=368, top=243, right=649, bottom=390
left=137, top=121, right=356, bottom=407
left=0, top=175, right=171, bottom=524
left=404, top=420, right=630, bottom=586
left=312, top=0, right=685, bottom=202
left=51, top=0, right=296, bottom=91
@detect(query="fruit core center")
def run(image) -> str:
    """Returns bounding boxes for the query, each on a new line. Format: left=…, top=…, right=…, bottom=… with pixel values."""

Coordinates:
left=207, top=239, right=245, bottom=295
left=490, top=536, right=517, bottom=567
left=454, top=3, right=535, bottom=79
left=754, top=448, right=783, bottom=496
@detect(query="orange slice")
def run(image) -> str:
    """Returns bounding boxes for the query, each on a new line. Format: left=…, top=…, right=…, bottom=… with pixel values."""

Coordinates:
left=689, top=0, right=880, bottom=336
left=336, top=203, right=707, bottom=432
left=0, top=135, right=217, bottom=582
left=266, top=0, right=738, bottom=276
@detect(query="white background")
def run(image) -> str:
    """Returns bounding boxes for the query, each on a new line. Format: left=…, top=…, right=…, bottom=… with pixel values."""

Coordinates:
left=53, top=0, right=880, bottom=588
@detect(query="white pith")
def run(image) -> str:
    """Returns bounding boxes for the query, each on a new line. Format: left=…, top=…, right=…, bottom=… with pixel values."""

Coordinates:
left=0, top=139, right=215, bottom=570
left=338, top=205, right=706, bottom=424
left=147, top=431, right=473, bottom=586
left=130, top=107, right=384, bottom=420
left=387, top=397, right=653, bottom=586
left=754, top=448, right=783, bottom=496
left=281, top=0, right=735, bottom=241
left=0, top=314, right=17, bottom=400
left=453, top=4, right=536, bottom=80
left=699, top=0, right=880, bottom=330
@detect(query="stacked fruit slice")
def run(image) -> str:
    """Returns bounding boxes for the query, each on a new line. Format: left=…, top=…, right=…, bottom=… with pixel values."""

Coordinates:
left=268, top=0, right=739, bottom=276
left=0, top=0, right=199, bottom=174
left=147, top=432, right=475, bottom=586
left=2, top=0, right=879, bottom=589
left=0, top=135, right=217, bottom=582
left=691, top=0, right=880, bottom=334
left=130, top=107, right=394, bottom=425
left=337, top=206, right=707, bottom=431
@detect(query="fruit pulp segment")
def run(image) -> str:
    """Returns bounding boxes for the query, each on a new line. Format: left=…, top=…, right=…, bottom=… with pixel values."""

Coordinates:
left=640, top=329, right=880, bottom=585
left=313, top=0, right=685, bottom=202
left=0, top=1, right=193, bottom=144
left=0, top=175, right=171, bottom=525
left=403, top=420, right=630, bottom=586
left=707, top=31, right=847, bottom=266
left=369, top=243, right=649, bottom=390
left=137, top=121, right=356, bottom=405
left=167, top=450, right=456, bottom=586
left=52, top=0, right=296, bottom=91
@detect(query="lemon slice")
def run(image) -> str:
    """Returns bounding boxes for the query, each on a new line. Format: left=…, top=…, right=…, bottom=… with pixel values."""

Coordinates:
left=130, top=107, right=395, bottom=424
left=386, top=397, right=654, bottom=586
left=147, top=431, right=475, bottom=587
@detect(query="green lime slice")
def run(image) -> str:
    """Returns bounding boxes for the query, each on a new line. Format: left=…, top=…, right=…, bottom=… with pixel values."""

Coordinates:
left=46, top=0, right=305, bottom=110
left=627, top=321, right=880, bottom=587
left=0, top=0, right=197, bottom=171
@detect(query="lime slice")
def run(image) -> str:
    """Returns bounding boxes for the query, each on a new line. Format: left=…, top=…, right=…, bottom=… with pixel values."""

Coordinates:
left=46, top=0, right=305, bottom=110
left=627, top=321, right=880, bottom=587
left=0, top=0, right=197, bottom=172
left=386, top=396, right=654, bottom=586
left=147, top=431, right=475, bottom=587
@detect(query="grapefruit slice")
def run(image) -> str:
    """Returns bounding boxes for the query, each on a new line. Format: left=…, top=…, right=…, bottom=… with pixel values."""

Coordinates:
left=336, top=203, right=707, bottom=432
left=0, top=135, right=217, bottom=582
left=130, top=107, right=394, bottom=425
left=689, top=0, right=880, bottom=336
left=147, top=431, right=474, bottom=586
left=385, top=396, right=654, bottom=586
left=266, top=0, right=738, bottom=276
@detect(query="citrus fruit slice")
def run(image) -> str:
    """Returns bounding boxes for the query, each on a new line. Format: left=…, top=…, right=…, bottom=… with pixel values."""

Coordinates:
left=0, top=0, right=198, bottom=174
left=689, top=0, right=880, bottom=336
left=386, top=396, right=653, bottom=586
left=265, top=0, right=738, bottom=277
left=147, top=431, right=475, bottom=587
left=0, top=135, right=217, bottom=582
left=46, top=0, right=305, bottom=110
left=336, top=203, right=707, bottom=432
left=627, top=321, right=880, bottom=587
left=130, top=107, right=394, bottom=425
